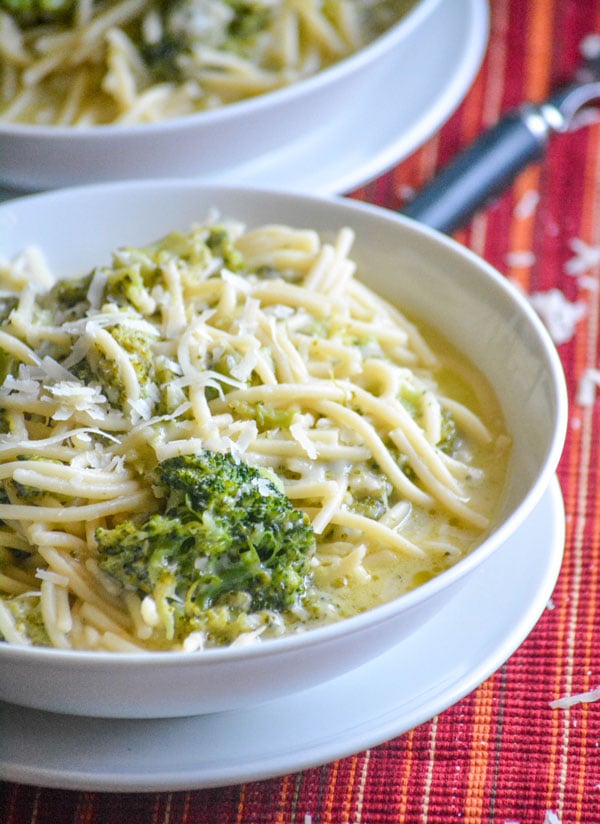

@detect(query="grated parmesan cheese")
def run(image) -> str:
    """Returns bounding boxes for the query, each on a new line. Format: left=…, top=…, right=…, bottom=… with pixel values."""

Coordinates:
left=44, top=381, right=108, bottom=421
left=565, top=238, right=600, bottom=277
left=576, top=368, right=600, bottom=406
left=505, top=250, right=536, bottom=268
left=513, top=189, right=540, bottom=219
left=580, top=32, right=600, bottom=60
left=0, top=246, right=54, bottom=290
left=550, top=685, right=600, bottom=709
left=528, top=289, right=586, bottom=344
left=290, top=421, right=318, bottom=459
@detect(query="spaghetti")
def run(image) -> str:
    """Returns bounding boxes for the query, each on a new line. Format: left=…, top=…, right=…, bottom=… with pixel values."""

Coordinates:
left=0, top=0, right=416, bottom=125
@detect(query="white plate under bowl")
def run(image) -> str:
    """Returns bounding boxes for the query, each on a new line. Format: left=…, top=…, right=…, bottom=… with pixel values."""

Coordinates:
left=0, top=0, right=488, bottom=200
left=0, top=477, right=564, bottom=792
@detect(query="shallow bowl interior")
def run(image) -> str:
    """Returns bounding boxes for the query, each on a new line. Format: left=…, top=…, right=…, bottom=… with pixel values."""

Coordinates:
left=0, top=181, right=567, bottom=718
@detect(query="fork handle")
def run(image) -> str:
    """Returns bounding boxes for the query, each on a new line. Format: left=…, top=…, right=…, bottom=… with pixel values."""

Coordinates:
left=401, top=104, right=555, bottom=234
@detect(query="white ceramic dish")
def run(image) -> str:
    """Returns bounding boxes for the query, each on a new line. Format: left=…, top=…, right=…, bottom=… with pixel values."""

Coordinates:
left=0, top=0, right=447, bottom=191
left=0, top=478, right=565, bottom=792
left=0, top=0, right=489, bottom=199
left=0, top=180, right=567, bottom=719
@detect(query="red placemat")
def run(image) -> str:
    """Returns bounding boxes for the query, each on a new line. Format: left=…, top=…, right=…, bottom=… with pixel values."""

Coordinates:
left=3, top=0, right=600, bottom=821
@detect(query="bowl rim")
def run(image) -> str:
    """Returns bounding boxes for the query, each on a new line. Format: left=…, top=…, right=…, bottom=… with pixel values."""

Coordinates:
left=0, top=0, right=443, bottom=138
left=0, top=179, right=568, bottom=666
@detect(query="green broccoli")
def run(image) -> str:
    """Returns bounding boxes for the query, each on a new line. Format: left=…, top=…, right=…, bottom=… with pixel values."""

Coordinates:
left=64, top=320, right=158, bottom=414
left=139, top=36, right=185, bottom=83
left=228, top=400, right=297, bottom=432
left=204, top=226, right=245, bottom=272
left=0, top=593, right=50, bottom=646
left=438, top=407, right=457, bottom=454
left=0, top=0, right=75, bottom=26
left=96, top=451, right=316, bottom=646
left=224, top=0, right=271, bottom=48
left=0, top=295, right=18, bottom=325
left=140, top=0, right=273, bottom=83
left=398, top=382, right=457, bottom=455
left=0, top=347, right=16, bottom=387
left=41, top=272, right=93, bottom=321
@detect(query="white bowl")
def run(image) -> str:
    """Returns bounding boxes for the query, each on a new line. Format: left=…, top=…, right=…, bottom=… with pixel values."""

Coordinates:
left=0, top=181, right=567, bottom=718
left=0, top=0, right=445, bottom=192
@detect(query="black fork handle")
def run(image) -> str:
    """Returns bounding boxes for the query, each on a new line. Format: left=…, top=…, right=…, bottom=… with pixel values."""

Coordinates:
left=401, top=104, right=557, bottom=234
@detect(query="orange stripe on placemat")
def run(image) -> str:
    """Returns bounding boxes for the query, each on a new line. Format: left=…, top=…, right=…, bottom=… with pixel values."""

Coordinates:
left=455, top=0, right=509, bottom=254
left=336, top=753, right=362, bottom=823
left=236, top=782, right=248, bottom=823
left=525, top=1, right=555, bottom=101
left=395, top=727, right=417, bottom=821
left=462, top=679, right=498, bottom=821
left=505, top=166, right=541, bottom=292
left=275, top=773, right=297, bottom=824
left=504, top=0, right=554, bottom=292
left=180, top=791, right=192, bottom=824
left=74, top=792, right=97, bottom=824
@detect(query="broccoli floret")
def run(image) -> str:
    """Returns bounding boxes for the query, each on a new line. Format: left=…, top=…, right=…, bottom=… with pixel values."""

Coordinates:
left=204, top=227, right=245, bottom=272
left=42, top=273, right=93, bottom=321
left=0, top=295, right=18, bottom=325
left=438, top=407, right=457, bottom=454
left=103, top=262, right=158, bottom=315
left=147, top=227, right=238, bottom=271
left=73, top=321, right=157, bottom=412
left=140, top=0, right=273, bottom=82
left=103, top=226, right=245, bottom=309
left=0, top=0, right=75, bottom=25
left=398, top=383, right=457, bottom=456
left=140, top=35, right=187, bottom=82
left=3, top=455, right=61, bottom=504
left=228, top=400, right=297, bottom=432
left=0, top=347, right=17, bottom=386
left=49, top=274, right=92, bottom=306
left=225, top=0, right=270, bottom=41
left=349, top=490, right=390, bottom=520
left=110, top=323, right=156, bottom=399
left=0, top=593, right=50, bottom=646
left=96, top=451, right=316, bottom=645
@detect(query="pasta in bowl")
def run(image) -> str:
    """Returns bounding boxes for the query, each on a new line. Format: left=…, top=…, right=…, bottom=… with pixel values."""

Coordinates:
left=0, top=182, right=567, bottom=716
left=0, top=0, right=445, bottom=190
left=0, top=0, right=419, bottom=125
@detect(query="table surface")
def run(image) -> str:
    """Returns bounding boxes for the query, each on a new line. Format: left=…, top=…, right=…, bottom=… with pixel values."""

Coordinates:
left=2, top=0, right=600, bottom=821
